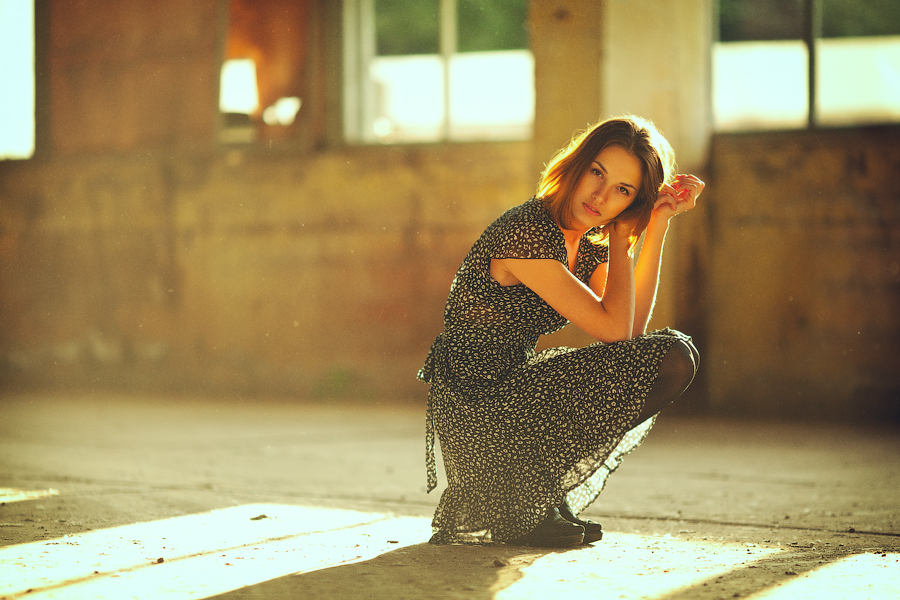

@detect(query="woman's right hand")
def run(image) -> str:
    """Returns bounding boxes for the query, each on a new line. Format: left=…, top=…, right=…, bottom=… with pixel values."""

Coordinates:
left=654, top=174, right=704, bottom=222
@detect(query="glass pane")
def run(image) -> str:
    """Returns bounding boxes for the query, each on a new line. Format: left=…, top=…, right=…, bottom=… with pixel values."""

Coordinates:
left=457, top=0, right=528, bottom=52
left=0, top=0, right=35, bottom=160
left=368, top=55, right=444, bottom=142
left=817, top=36, right=900, bottom=125
left=448, top=50, right=533, bottom=140
left=375, top=0, right=439, bottom=56
left=719, top=0, right=803, bottom=42
left=220, top=59, right=259, bottom=114
left=713, top=40, right=809, bottom=130
left=356, top=0, right=534, bottom=143
left=821, top=0, right=900, bottom=38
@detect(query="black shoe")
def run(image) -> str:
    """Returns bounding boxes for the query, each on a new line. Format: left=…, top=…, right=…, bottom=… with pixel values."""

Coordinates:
left=512, top=508, right=584, bottom=547
left=558, top=503, right=603, bottom=544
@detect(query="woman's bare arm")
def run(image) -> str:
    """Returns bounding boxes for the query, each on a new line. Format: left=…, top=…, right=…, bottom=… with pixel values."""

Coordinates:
left=490, top=225, right=635, bottom=342
left=632, top=217, right=668, bottom=337
left=633, top=174, right=704, bottom=336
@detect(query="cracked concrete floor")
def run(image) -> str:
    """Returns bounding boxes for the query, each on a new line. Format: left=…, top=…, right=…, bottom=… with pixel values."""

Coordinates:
left=0, top=393, right=898, bottom=599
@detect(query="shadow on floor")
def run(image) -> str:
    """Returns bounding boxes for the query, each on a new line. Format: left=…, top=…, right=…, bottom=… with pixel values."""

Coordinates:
left=208, top=541, right=590, bottom=599
left=655, top=543, right=897, bottom=600
left=208, top=536, right=899, bottom=599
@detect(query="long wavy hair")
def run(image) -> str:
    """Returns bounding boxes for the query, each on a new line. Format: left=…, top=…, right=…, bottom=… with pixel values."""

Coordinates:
left=538, top=116, right=675, bottom=254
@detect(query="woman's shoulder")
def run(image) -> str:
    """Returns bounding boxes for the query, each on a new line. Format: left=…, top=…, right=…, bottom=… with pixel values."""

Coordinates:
left=485, top=197, right=564, bottom=260
left=493, top=197, right=555, bottom=231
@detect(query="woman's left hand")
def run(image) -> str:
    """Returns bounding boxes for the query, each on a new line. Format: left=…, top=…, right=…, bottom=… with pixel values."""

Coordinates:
left=653, top=174, right=704, bottom=221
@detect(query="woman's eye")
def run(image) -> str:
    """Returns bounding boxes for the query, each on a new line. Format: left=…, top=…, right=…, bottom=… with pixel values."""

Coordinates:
left=591, top=168, right=602, bottom=177
left=618, top=187, right=630, bottom=196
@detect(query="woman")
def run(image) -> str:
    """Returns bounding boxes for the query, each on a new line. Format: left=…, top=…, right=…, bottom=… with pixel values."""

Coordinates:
left=418, top=116, right=703, bottom=547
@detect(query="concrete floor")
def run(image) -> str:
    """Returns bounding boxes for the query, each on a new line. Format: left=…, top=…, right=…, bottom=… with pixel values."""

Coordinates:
left=0, top=392, right=898, bottom=599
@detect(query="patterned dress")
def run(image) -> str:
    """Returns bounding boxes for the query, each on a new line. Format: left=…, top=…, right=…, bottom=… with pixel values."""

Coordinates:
left=418, top=197, right=691, bottom=543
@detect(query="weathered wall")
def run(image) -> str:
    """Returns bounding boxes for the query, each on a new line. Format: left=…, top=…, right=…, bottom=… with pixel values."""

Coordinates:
left=705, top=127, right=900, bottom=421
left=1, top=0, right=898, bottom=421
left=0, top=0, right=533, bottom=398
left=46, top=0, right=220, bottom=153
left=0, top=143, right=531, bottom=398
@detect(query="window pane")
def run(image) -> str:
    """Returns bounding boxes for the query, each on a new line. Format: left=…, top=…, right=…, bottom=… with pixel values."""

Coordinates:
left=347, top=0, right=533, bottom=143
left=375, top=0, right=439, bottom=55
left=719, top=0, right=803, bottom=42
left=821, top=0, right=900, bottom=38
left=457, top=0, right=527, bottom=52
left=713, top=41, right=809, bottom=130
left=817, top=36, right=900, bottom=125
left=448, top=50, right=533, bottom=140
left=0, top=0, right=35, bottom=160
left=369, top=55, right=445, bottom=142
left=220, top=59, right=259, bottom=114
left=816, top=0, right=900, bottom=126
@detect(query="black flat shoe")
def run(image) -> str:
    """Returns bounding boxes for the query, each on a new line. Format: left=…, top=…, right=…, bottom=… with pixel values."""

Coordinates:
left=512, top=508, right=584, bottom=547
left=558, top=503, right=603, bottom=544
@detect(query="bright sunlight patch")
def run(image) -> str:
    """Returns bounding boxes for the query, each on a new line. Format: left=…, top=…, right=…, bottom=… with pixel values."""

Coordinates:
left=0, top=504, right=430, bottom=600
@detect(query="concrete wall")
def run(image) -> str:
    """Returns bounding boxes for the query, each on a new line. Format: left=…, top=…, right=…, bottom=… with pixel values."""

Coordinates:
left=1, top=0, right=898, bottom=420
left=0, top=142, right=531, bottom=398
left=44, top=0, right=221, bottom=154
left=705, top=127, right=900, bottom=421
left=1, top=0, right=535, bottom=399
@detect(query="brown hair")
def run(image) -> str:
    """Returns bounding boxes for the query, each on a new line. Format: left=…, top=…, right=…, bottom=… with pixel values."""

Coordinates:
left=537, top=116, right=675, bottom=253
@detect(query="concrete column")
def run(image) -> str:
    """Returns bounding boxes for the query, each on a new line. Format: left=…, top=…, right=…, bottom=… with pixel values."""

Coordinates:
left=529, top=0, right=714, bottom=389
left=529, top=0, right=605, bottom=180
left=603, top=0, right=713, bottom=368
left=527, top=1, right=605, bottom=351
left=602, top=0, right=713, bottom=170
left=530, top=0, right=712, bottom=173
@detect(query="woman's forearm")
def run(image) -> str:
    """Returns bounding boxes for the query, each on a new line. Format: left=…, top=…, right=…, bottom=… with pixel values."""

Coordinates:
left=601, top=229, right=636, bottom=341
left=633, top=217, right=669, bottom=337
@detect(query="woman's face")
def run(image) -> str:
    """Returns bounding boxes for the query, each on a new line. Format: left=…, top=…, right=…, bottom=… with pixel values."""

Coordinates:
left=567, top=145, right=643, bottom=232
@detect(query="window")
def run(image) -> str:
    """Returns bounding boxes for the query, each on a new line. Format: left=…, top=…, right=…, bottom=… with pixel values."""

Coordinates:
left=343, top=0, right=533, bottom=144
left=0, top=0, right=35, bottom=159
left=713, top=0, right=900, bottom=130
left=219, top=0, right=311, bottom=144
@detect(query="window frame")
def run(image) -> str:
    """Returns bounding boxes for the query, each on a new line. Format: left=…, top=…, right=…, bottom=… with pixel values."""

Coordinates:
left=216, top=0, right=329, bottom=153
left=342, top=0, right=534, bottom=145
left=803, top=0, right=819, bottom=128
left=714, top=0, right=900, bottom=131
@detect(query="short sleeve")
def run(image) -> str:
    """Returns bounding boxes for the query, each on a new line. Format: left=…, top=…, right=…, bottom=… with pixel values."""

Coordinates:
left=575, top=238, right=609, bottom=283
left=488, top=199, right=566, bottom=262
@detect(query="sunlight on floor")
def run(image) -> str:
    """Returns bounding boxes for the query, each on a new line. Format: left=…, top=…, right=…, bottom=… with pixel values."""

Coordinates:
left=1, top=504, right=896, bottom=600
left=0, top=489, right=59, bottom=504
left=748, top=552, right=900, bottom=599
left=0, top=504, right=431, bottom=600
left=496, top=532, right=783, bottom=599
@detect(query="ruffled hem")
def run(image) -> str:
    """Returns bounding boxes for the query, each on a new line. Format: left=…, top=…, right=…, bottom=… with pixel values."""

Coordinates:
left=423, top=328, right=691, bottom=543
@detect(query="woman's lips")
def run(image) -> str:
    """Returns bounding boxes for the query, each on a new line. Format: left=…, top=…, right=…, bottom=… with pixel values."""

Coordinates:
left=583, top=202, right=601, bottom=217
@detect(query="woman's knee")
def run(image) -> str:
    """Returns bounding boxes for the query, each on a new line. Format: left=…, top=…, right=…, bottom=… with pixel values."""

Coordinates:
left=685, top=338, right=700, bottom=370
left=635, top=340, right=698, bottom=425
left=663, top=339, right=698, bottom=391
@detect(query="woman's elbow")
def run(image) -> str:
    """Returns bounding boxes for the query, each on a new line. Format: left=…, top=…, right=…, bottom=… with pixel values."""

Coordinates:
left=589, top=304, right=633, bottom=342
left=610, top=329, right=634, bottom=343
left=592, top=325, right=633, bottom=343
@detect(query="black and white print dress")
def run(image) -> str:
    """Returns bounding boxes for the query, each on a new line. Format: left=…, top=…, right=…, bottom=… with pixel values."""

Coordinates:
left=418, top=197, right=691, bottom=544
